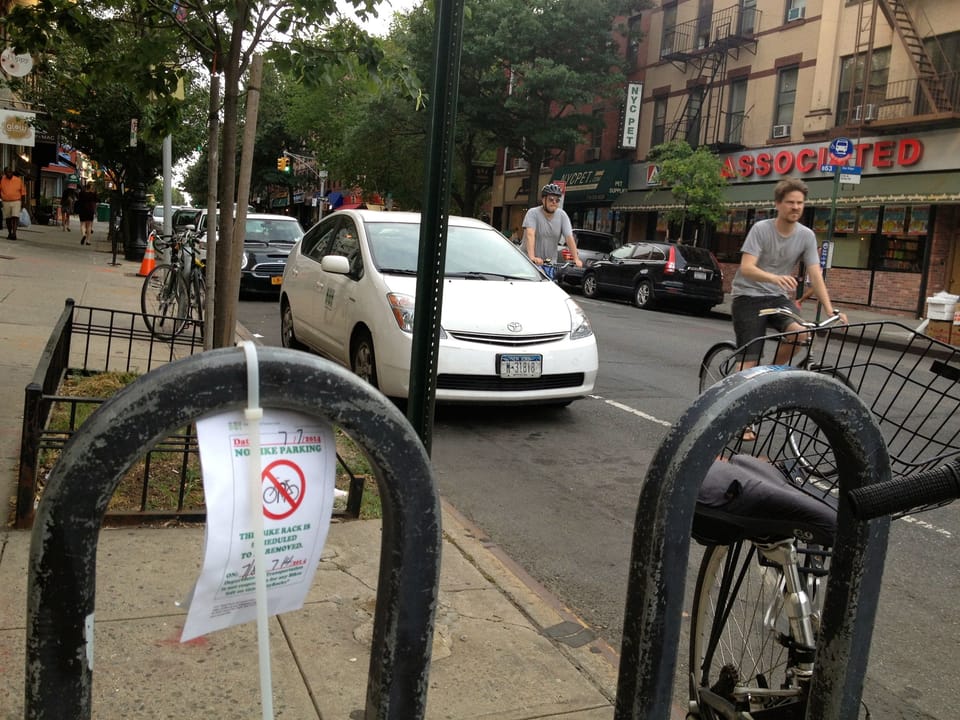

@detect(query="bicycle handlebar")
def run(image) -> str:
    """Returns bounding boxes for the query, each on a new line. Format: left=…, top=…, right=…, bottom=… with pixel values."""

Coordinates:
left=758, top=306, right=843, bottom=329
left=847, top=458, right=960, bottom=520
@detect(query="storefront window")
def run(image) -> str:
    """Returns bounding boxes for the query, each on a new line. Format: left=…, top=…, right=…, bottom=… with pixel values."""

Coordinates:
left=830, top=235, right=871, bottom=268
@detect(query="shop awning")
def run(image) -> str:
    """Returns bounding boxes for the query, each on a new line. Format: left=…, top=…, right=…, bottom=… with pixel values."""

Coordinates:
left=334, top=202, right=366, bottom=211
left=42, top=163, right=74, bottom=175
left=551, top=159, right=629, bottom=203
left=613, top=171, right=960, bottom=211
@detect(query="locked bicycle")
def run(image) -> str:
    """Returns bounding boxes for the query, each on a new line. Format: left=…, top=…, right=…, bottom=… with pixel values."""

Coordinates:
left=687, top=320, right=960, bottom=720
left=140, top=229, right=205, bottom=340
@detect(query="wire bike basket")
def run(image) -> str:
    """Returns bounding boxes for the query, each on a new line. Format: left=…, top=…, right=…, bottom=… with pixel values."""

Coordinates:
left=710, top=320, right=960, bottom=519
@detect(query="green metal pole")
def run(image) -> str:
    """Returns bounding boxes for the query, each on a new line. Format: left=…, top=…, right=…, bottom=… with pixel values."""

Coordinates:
left=406, top=0, right=465, bottom=454
left=816, top=170, right=841, bottom=324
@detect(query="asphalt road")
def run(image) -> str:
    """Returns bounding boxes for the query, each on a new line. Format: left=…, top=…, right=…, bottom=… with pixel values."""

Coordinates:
left=239, top=292, right=959, bottom=719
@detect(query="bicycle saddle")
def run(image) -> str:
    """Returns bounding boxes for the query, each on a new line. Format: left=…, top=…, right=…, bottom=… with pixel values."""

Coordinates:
left=693, top=454, right=837, bottom=546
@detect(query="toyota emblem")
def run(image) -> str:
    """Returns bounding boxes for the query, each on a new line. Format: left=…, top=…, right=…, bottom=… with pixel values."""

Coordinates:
left=506, top=321, right=523, bottom=333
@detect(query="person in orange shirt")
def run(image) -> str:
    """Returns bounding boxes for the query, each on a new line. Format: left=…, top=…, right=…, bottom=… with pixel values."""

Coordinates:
left=1, top=167, right=27, bottom=240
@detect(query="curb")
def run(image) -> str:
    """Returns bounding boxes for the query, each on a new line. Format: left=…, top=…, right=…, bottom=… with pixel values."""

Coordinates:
left=440, top=498, right=621, bottom=700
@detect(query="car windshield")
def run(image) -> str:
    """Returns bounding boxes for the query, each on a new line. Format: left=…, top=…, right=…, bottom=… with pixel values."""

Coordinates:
left=364, top=221, right=542, bottom=281
left=245, top=218, right=303, bottom=243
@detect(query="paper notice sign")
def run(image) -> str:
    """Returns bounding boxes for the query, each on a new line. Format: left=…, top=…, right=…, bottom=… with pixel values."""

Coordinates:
left=181, top=409, right=335, bottom=641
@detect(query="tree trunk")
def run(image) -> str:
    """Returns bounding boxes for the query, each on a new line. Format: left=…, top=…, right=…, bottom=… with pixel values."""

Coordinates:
left=202, top=73, right=220, bottom=351
left=211, top=5, right=250, bottom=348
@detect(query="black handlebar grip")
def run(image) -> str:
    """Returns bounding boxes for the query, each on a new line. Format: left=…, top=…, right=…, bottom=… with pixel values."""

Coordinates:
left=848, top=461, right=960, bottom=520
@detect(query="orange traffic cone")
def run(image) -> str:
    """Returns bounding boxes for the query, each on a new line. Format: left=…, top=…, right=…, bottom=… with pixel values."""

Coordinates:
left=138, top=233, right=157, bottom=277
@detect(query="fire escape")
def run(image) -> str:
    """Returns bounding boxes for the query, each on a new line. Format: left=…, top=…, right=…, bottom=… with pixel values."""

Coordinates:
left=845, top=0, right=957, bottom=129
left=661, top=3, right=760, bottom=150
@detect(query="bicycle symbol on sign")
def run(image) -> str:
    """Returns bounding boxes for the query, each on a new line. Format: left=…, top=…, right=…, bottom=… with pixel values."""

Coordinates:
left=260, top=459, right=306, bottom=520
left=263, top=480, right=300, bottom=505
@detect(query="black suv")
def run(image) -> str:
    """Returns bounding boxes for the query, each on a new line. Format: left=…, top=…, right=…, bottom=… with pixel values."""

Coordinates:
left=556, top=229, right=621, bottom=289
left=580, top=241, right=724, bottom=313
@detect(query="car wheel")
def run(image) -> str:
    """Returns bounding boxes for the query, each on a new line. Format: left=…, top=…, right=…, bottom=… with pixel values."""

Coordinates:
left=582, top=272, right=599, bottom=298
left=280, top=299, right=305, bottom=350
left=633, top=280, right=654, bottom=309
left=351, top=330, right=379, bottom=389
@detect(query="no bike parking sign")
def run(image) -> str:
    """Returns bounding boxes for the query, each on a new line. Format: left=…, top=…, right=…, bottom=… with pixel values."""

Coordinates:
left=181, top=410, right=336, bottom=641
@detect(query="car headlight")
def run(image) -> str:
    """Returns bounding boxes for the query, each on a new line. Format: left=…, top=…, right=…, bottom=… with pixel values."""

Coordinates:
left=566, top=298, right=594, bottom=340
left=240, top=252, right=250, bottom=270
left=386, top=292, right=447, bottom=337
left=387, top=292, right=416, bottom=332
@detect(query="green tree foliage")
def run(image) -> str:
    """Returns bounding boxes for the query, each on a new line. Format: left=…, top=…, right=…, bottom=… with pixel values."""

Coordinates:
left=648, top=140, right=725, bottom=243
left=462, top=0, right=642, bottom=206
left=2, top=0, right=385, bottom=348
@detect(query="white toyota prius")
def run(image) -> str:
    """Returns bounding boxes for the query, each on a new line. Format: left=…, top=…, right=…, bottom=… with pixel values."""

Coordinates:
left=280, top=210, right=598, bottom=405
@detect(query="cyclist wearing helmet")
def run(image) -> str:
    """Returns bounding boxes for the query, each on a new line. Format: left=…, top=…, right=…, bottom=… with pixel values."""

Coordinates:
left=521, top=183, right=582, bottom=269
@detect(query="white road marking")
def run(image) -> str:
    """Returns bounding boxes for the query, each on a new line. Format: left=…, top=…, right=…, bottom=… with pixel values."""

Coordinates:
left=589, top=394, right=673, bottom=427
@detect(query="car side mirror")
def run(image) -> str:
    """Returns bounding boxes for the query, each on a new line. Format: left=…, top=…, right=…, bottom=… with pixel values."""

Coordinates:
left=321, top=255, right=351, bottom=275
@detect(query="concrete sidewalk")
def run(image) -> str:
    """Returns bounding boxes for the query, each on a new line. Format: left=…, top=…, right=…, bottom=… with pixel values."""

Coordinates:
left=0, top=223, right=628, bottom=718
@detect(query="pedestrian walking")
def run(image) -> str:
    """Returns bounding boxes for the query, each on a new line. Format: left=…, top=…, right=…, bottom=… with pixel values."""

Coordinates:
left=1, top=167, right=27, bottom=240
left=59, top=187, right=77, bottom=231
left=76, top=182, right=98, bottom=245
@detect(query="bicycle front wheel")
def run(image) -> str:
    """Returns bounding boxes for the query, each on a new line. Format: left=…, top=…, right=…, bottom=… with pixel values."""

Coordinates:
left=141, top=264, right=189, bottom=339
left=688, top=542, right=794, bottom=717
left=699, top=341, right=739, bottom=393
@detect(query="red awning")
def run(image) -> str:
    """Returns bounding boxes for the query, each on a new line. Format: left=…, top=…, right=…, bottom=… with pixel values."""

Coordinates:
left=335, top=202, right=366, bottom=211
left=42, top=164, right=73, bottom=175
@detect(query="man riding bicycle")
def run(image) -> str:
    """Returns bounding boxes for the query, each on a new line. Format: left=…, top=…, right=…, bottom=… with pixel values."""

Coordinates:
left=522, top=183, right=583, bottom=271
left=731, top=177, right=847, bottom=368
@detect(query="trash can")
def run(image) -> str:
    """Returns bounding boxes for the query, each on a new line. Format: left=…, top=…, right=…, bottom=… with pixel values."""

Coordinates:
left=96, top=203, right=111, bottom=222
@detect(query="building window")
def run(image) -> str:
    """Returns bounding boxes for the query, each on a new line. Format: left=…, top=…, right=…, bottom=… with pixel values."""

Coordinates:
left=697, top=0, right=714, bottom=49
left=726, top=78, right=747, bottom=144
left=739, top=0, right=757, bottom=35
left=627, top=14, right=642, bottom=71
left=785, top=0, right=806, bottom=22
left=686, top=86, right=705, bottom=147
left=774, top=66, right=798, bottom=131
left=836, top=47, right=890, bottom=125
left=651, top=97, right=668, bottom=147
left=662, top=4, right=677, bottom=57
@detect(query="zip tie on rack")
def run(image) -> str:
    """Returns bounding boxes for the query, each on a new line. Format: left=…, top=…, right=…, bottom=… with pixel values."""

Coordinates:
left=240, top=341, right=274, bottom=720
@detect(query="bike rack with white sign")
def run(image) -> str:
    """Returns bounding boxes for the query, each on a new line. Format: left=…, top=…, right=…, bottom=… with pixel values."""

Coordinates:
left=25, top=346, right=441, bottom=720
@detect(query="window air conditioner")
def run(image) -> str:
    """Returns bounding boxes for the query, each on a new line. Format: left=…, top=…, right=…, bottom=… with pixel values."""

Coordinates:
left=772, top=124, right=791, bottom=139
left=786, top=6, right=805, bottom=21
left=515, top=158, right=529, bottom=170
left=853, top=104, right=877, bottom=122
left=585, top=147, right=602, bottom=161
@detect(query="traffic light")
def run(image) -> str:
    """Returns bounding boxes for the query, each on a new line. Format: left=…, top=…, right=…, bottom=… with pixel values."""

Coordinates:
left=283, top=157, right=292, bottom=173
left=277, top=156, right=286, bottom=171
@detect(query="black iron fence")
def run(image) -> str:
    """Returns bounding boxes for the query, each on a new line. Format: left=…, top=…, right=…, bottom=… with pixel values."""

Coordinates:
left=16, top=300, right=364, bottom=528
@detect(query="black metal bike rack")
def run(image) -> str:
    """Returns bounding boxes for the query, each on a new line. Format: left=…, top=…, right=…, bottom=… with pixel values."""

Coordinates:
left=25, top=346, right=442, bottom=720
left=613, top=366, right=893, bottom=719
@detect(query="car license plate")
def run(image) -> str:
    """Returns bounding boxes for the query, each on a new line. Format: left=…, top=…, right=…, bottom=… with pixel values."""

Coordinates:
left=694, top=271, right=708, bottom=281
left=498, top=354, right=542, bottom=378
left=271, top=276, right=283, bottom=285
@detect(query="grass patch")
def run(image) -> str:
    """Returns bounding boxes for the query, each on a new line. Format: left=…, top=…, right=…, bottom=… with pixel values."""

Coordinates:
left=35, top=371, right=381, bottom=520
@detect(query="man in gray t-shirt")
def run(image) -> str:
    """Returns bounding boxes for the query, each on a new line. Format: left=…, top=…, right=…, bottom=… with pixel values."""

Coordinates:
left=731, top=177, right=846, bottom=365
left=522, top=183, right=582, bottom=270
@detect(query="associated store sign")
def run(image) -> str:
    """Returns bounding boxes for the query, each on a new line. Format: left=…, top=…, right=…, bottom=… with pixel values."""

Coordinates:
left=720, top=136, right=923, bottom=181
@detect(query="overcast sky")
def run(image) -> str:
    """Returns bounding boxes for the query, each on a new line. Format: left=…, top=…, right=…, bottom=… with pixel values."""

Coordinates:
left=338, top=0, right=421, bottom=37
